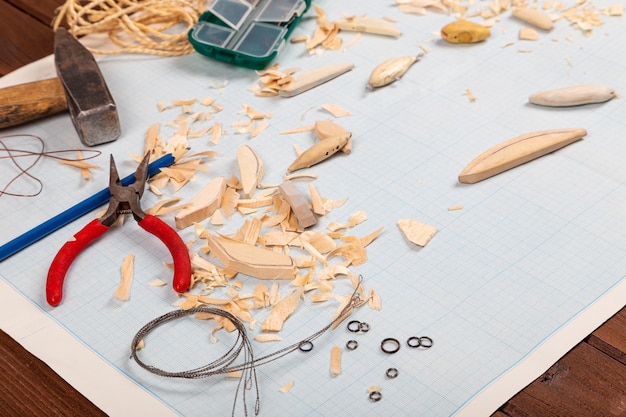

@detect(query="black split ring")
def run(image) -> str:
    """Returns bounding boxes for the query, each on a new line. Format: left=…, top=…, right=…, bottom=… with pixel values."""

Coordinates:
left=359, top=322, right=371, bottom=333
left=381, top=338, right=400, bottom=354
left=407, top=336, right=434, bottom=349
left=386, top=367, right=399, bottom=379
left=346, top=340, right=358, bottom=350
left=299, top=341, right=314, bottom=352
left=369, top=391, right=382, bottom=402
left=347, top=320, right=361, bottom=333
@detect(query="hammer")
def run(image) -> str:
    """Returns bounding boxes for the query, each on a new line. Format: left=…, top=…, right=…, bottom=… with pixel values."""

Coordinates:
left=0, top=28, right=120, bottom=146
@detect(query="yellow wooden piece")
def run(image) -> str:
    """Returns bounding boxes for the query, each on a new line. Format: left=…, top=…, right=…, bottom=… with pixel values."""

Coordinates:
left=440, top=20, right=491, bottom=43
left=458, top=128, right=587, bottom=184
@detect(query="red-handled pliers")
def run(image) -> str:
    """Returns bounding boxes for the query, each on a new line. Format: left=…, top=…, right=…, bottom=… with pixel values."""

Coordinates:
left=46, top=154, right=191, bottom=306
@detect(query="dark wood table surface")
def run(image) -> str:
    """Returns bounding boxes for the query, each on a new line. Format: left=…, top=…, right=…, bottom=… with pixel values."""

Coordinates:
left=2, top=1, right=626, bottom=416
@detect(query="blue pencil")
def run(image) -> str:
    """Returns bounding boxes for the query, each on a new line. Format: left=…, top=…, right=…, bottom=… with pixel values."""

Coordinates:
left=0, top=153, right=176, bottom=262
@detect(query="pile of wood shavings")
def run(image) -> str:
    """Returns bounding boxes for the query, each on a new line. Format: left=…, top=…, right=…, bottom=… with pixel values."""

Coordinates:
left=121, top=96, right=383, bottom=340
left=396, top=0, right=622, bottom=37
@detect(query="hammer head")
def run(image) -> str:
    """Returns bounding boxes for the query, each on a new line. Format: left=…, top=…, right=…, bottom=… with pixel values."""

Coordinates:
left=54, top=28, right=121, bottom=146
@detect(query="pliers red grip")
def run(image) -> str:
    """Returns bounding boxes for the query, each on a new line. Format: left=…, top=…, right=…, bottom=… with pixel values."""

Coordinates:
left=46, top=154, right=191, bottom=306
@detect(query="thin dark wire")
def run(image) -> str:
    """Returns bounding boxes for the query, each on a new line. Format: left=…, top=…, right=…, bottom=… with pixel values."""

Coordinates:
left=0, top=134, right=101, bottom=198
left=130, top=277, right=365, bottom=417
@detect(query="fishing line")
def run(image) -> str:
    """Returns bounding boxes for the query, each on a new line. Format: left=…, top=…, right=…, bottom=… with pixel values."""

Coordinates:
left=130, top=280, right=366, bottom=417
left=0, top=134, right=101, bottom=198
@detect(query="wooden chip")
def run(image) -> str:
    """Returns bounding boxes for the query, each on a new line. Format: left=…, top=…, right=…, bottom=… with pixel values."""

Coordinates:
left=330, top=345, right=341, bottom=376
left=320, top=104, right=352, bottom=117
left=113, top=254, right=134, bottom=301
left=254, top=334, right=283, bottom=343
left=519, top=27, right=540, bottom=40
left=261, top=288, right=303, bottom=332
left=210, top=122, right=222, bottom=144
left=397, top=218, right=437, bottom=247
left=368, top=288, right=382, bottom=311
left=279, top=381, right=294, bottom=393
left=148, top=278, right=167, bottom=287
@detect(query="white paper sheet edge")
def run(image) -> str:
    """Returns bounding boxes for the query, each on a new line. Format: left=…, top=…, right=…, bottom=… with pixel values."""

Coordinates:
left=454, top=277, right=626, bottom=416
left=0, top=279, right=176, bottom=416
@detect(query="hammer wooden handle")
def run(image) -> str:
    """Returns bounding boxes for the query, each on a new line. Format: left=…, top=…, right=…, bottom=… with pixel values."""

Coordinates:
left=0, top=78, right=68, bottom=129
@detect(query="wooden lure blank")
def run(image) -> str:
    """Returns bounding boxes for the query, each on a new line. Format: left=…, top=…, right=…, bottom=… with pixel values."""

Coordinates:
left=367, top=54, right=423, bottom=89
left=287, top=134, right=350, bottom=172
left=529, top=84, right=616, bottom=107
left=458, top=128, right=587, bottom=184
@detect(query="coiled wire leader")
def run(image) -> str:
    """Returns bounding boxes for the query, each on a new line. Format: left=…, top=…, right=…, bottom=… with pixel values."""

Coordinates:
left=130, top=281, right=365, bottom=416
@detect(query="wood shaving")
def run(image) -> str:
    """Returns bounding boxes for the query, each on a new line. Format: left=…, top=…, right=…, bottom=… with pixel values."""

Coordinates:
left=320, top=104, right=352, bottom=118
left=254, top=334, right=283, bottom=343
left=397, top=218, right=437, bottom=247
left=330, top=346, right=342, bottom=376
left=261, top=288, right=303, bottom=332
left=113, top=254, right=134, bottom=301
left=60, top=150, right=100, bottom=179
left=279, top=381, right=294, bottom=393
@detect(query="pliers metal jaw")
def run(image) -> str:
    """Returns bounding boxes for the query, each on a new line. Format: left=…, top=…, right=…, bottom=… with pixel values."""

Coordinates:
left=46, top=154, right=191, bottom=306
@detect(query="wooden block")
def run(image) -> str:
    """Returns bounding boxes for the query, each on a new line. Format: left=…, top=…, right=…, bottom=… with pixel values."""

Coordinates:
left=205, top=235, right=297, bottom=280
left=278, top=181, right=317, bottom=229
left=174, top=176, right=226, bottom=229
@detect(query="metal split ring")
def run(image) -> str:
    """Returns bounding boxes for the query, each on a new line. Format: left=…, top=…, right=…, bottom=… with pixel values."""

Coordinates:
left=369, top=391, right=382, bottom=402
left=346, top=340, right=359, bottom=350
left=347, top=320, right=361, bottom=333
left=380, top=338, right=401, bottom=354
left=298, top=341, right=314, bottom=352
left=386, top=367, right=399, bottom=379
left=347, top=320, right=371, bottom=333
left=407, top=336, right=433, bottom=349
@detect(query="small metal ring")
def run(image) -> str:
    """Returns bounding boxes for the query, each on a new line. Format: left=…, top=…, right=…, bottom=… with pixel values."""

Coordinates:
left=369, top=391, right=382, bottom=402
left=359, top=322, right=371, bottom=333
left=419, top=336, right=434, bottom=348
left=298, top=341, right=314, bottom=352
left=347, top=320, right=361, bottom=333
left=346, top=340, right=359, bottom=350
left=381, top=338, right=400, bottom=354
left=407, top=336, right=434, bottom=349
left=386, top=367, right=399, bottom=379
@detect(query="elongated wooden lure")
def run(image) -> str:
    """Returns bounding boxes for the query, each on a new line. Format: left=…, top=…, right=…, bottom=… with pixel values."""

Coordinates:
left=441, top=20, right=491, bottom=43
left=529, top=84, right=616, bottom=107
left=279, top=63, right=354, bottom=97
left=458, top=127, right=587, bottom=184
left=335, top=16, right=402, bottom=37
left=287, top=134, right=350, bottom=172
left=368, top=54, right=423, bottom=89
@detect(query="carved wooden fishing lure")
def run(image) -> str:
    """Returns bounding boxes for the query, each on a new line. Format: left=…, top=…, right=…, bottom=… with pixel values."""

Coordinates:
left=368, top=54, right=423, bottom=89
left=441, top=20, right=491, bottom=43
left=287, top=134, right=350, bottom=172
left=458, top=128, right=587, bottom=183
left=529, top=84, right=616, bottom=107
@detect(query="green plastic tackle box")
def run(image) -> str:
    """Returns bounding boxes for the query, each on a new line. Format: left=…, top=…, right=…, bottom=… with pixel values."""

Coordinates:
left=188, top=0, right=312, bottom=70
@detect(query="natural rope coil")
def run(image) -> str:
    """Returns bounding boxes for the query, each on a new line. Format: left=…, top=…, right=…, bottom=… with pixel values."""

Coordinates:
left=52, top=0, right=206, bottom=56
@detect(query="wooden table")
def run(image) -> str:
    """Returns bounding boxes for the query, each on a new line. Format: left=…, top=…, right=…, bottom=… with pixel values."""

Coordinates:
left=2, top=1, right=626, bottom=416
